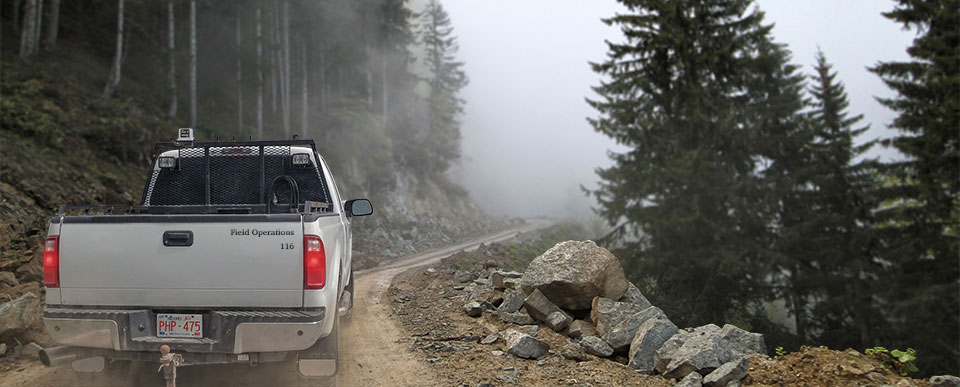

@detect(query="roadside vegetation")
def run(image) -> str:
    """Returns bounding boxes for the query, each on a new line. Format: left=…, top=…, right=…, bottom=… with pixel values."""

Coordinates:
left=588, top=0, right=958, bottom=375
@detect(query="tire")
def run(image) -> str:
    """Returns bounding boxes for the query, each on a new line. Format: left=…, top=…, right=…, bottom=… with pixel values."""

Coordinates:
left=341, top=270, right=354, bottom=325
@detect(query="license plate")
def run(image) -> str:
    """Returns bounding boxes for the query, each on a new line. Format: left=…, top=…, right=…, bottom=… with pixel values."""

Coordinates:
left=157, top=313, right=203, bottom=338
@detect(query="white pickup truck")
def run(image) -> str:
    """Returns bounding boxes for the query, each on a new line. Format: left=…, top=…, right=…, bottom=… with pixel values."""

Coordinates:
left=39, top=130, right=370, bottom=386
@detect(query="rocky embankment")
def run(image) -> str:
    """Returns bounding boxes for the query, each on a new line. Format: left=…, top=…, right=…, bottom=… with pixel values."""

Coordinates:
left=388, top=240, right=952, bottom=386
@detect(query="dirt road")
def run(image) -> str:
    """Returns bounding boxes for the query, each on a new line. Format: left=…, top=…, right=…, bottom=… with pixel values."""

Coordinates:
left=0, top=220, right=550, bottom=387
left=339, top=219, right=551, bottom=386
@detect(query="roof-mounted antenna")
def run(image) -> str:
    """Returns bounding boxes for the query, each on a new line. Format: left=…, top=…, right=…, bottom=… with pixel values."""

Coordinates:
left=249, top=136, right=252, bottom=140
left=232, top=136, right=236, bottom=141
left=216, top=135, right=220, bottom=141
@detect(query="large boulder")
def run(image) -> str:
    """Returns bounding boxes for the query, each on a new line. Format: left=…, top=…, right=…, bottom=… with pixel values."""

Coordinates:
left=491, top=271, right=523, bottom=290
left=628, top=316, right=679, bottom=373
left=590, top=297, right=646, bottom=337
left=499, top=309, right=536, bottom=325
left=501, top=329, right=549, bottom=359
left=618, top=282, right=652, bottom=309
left=674, top=372, right=704, bottom=387
left=497, top=289, right=526, bottom=315
left=703, top=356, right=750, bottom=387
left=655, top=324, right=729, bottom=379
left=521, top=241, right=629, bottom=310
left=566, top=320, right=598, bottom=339
left=579, top=336, right=614, bottom=358
left=0, top=293, right=42, bottom=341
left=603, top=306, right=666, bottom=351
left=523, top=289, right=572, bottom=331
left=718, top=324, right=766, bottom=359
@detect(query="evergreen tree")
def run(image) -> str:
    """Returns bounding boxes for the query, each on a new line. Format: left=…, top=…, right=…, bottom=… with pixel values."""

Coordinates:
left=588, top=0, right=802, bottom=327
left=419, top=0, right=467, bottom=173
left=802, top=50, right=883, bottom=350
left=869, top=0, right=959, bottom=374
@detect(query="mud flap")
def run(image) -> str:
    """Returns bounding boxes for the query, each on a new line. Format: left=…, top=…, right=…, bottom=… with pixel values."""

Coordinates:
left=297, top=315, right=338, bottom=378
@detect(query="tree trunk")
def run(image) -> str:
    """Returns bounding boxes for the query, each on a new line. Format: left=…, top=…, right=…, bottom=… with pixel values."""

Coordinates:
left=43, top=0, right=58, bottom=51
left=189, top=0, right=197, bottom=128
left=790, top=266, right=806, bottom=344
left=33, top=0, right=42, bottom=52
left=166, top=1, right=177, bottom=120
left=13, top=0, right=21, bottom=36
left=102, top=0, right=124, bottom=98
left=301, top=40, right=307, bottom=138
left=256, top=8, right=263, bottom=139
left=19, top=0, right=36, bottom=60
left=236, top=16, right=243, bottom=135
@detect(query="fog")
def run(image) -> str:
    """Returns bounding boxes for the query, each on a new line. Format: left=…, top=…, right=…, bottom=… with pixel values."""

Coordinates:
left=443, top=0, right=914, bottom=218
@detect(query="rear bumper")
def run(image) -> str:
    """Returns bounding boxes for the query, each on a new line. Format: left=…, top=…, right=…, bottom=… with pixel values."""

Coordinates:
left=43, top=307, right=325, bottom=354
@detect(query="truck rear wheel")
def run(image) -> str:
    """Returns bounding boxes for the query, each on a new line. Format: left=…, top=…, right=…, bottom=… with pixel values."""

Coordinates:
left=341, top=270, right=354, bottom=325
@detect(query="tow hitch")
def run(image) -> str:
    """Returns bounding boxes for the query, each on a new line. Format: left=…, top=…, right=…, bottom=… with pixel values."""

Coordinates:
left=158, top=345, right=183, bottom=387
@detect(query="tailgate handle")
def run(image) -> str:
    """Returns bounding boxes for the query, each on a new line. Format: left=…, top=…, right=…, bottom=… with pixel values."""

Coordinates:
left=163, top=231, right=194, bottom=247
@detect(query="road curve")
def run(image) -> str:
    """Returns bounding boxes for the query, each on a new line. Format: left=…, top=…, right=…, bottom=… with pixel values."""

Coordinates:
left=339, top=219, right=552, bottom=386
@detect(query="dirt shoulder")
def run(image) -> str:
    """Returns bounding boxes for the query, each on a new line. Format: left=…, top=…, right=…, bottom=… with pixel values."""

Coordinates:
left=385, top=236, right=936, bottom=387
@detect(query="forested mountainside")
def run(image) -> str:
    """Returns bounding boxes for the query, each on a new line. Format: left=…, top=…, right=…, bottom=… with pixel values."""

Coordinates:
left=1, top=0, right=501, bottom=307
left=587, top=0, right=958, bottom=375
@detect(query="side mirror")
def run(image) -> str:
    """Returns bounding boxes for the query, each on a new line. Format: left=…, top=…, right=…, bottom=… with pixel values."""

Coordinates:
left=344, top=199, right=373, bottom=217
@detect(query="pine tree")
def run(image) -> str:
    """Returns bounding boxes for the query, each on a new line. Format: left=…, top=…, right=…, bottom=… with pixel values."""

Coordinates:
left=419, top=0, right=467, bottom=173
left=800, top=50, right=884, bottom=350
left=588, top=0, right=802, bottom=327
left=869, top=0, right=959, bottom=374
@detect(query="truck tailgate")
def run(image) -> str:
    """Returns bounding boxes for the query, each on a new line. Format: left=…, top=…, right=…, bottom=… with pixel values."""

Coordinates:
left=57, top=215, right=304, bottom=308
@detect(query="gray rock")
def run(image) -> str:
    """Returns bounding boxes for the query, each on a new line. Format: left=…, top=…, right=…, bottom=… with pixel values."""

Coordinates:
left=523, top=289, right=572, bottom=331
left=719, top=324, right=766, bottom=359
left=463, top=302, right=484, bottom=318
left=655, top=331, right=688, bottom=374
left=561, top=342, right=591, bottom=362
left=566, top=320, right=598, bottom=339
left=628, top=316, right=679, bottom=373
left=603, top=306, right=666, bottom=351
left=931, top=375, right=960, bottom=387
left=702, top=356, right=750, bottom=387
left=501, top=329, right=549, bottom=359
left=618, top=282, right=652, bottom=309
left=454, top=270, right=475, bottom=283
left=658, top=324, right=728, bottom=379
left=0, top=271, right=17, bottom=286
left=518, top=325, right=539, bottom=336
left=480, top=334, right=499, bottom=345
left=0, top=292, right=42, bottom=340
left=497, top=289, right=526, bottom=315
left=499, top=309, right=536, bottom=325
left=590, top=297, right=647, bottom=337
left=579, top=336, right=614, bottom=358
left=545, top=311, right=573, bottom=332
left=491, top=271, right=523, bottom=290
left=0, top=343, right=6, bottom=357
left=520, top=240, right=630, bottom=310
left=502, top=278, right=522, bottom=290
left=674, top=371, right=704, bottom=387
left=19, top=342, right=42, bottom=360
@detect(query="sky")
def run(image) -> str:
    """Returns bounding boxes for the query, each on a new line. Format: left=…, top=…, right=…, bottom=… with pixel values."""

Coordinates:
left=441, top=0, right=916, bottom=218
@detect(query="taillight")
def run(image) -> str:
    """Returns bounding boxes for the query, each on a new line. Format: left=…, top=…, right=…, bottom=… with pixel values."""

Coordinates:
left=304, top=235, right=325, bottom=289
left=43, top=236, right=60, bottom=288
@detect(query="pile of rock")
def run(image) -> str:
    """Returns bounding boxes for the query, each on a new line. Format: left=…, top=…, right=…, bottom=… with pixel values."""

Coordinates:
left=462, top=240, right=766, bottom=386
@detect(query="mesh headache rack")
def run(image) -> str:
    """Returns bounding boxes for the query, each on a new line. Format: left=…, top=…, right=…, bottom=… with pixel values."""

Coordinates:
left=125, top=139, right=333, bottom=214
